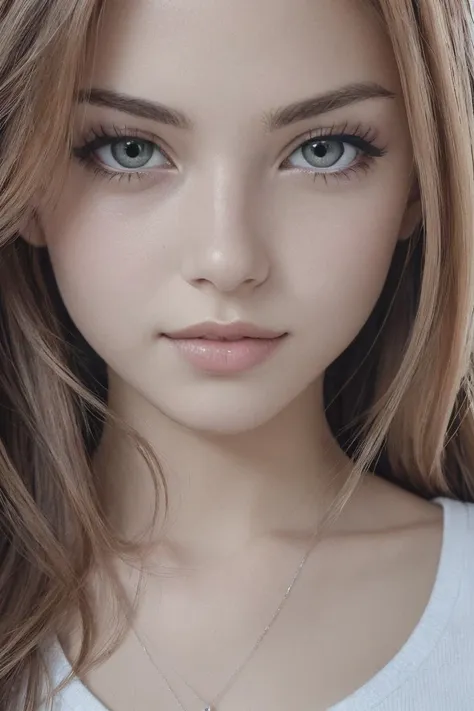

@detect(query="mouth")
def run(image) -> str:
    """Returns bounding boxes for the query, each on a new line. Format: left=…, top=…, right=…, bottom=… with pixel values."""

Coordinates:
left=162, top=320, right=287, bottom=341
left=161, top=322, right=288, bottom=374
left=171, top=335, right=276, bottom=342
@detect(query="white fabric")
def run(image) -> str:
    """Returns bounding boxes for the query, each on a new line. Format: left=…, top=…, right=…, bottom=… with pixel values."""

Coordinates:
left=39, top=496, right=474, bottom=710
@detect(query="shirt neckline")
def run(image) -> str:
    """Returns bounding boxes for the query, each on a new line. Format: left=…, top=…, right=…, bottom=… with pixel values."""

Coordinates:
left=47, top=496, right=469, bottom=711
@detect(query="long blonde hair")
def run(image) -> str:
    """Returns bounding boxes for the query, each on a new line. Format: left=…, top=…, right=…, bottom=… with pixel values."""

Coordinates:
left=0, top=0, right=473, bottom=708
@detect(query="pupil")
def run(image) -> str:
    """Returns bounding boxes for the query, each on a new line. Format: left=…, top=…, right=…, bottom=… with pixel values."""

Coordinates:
left=125, top=140, right=141, bottom=158
left=313, top=142, right=328, bottom=157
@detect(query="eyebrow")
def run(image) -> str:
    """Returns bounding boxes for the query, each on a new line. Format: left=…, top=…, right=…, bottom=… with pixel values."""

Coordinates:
left=76, top=81, right=396, bottom=132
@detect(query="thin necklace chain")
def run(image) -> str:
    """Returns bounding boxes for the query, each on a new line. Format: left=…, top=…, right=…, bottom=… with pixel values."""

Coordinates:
left=133, top=523, right=325, bottom=711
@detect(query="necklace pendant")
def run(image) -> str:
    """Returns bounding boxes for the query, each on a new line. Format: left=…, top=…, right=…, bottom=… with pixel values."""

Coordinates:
left=203, top=706, right=213, bottom=711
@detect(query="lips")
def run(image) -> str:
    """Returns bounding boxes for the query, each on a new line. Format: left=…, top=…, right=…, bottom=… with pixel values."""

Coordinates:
left=163, top=321, right=287, bottom=341
left=188, top=335, right=252, bottom=341
left=161, top=322, right=288, bottom=374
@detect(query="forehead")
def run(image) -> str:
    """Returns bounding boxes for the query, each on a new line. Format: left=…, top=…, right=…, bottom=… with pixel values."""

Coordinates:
left=87, top=0, right=400, bottom=122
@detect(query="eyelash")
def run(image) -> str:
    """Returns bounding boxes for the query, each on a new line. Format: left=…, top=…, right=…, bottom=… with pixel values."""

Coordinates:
left=72, top=122, right=388, bottom=185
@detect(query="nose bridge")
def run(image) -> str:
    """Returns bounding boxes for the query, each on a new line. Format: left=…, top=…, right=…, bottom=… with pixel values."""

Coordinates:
left=181, top=158, right=269, bottom=292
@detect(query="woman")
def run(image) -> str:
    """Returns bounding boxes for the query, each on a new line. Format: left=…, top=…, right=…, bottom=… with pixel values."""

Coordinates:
left=0, top=0, right=473, bottom=709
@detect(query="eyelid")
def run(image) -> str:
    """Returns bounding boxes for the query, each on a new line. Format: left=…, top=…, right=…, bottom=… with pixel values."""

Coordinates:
left=75, top=123, right=177, bottom=165
left=281, top=121, right=377, bottom=157
left=76, top=119, right=379, bottom=156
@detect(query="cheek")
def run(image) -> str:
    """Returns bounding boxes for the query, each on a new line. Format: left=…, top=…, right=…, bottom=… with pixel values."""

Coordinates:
left=286, top=211, right=397, bottom=302
left=275, top=183, right=407, bottom=361
left=41, top=201, right=169, bottom=356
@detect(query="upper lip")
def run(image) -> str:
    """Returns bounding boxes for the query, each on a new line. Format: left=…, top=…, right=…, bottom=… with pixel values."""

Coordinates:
left=163, top=321, right=287, bottom=340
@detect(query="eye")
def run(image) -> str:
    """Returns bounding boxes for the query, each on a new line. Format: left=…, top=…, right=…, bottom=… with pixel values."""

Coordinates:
left=73, top=123, right=386, bottom=185
left=94, top=137, right=169, bottom=171
left=285, top=137, right=358, bottom=173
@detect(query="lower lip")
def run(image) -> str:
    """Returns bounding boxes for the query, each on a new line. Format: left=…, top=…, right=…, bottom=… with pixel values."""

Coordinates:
left=162, top=335, right=287, bottom=373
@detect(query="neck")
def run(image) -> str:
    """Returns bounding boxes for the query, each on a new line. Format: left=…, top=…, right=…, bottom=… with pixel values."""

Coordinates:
left=94, top=374, right=352, bottom=568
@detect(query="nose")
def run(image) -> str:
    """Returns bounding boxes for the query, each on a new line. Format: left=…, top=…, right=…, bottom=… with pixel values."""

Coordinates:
left=180, top=170, right=270, bottom=294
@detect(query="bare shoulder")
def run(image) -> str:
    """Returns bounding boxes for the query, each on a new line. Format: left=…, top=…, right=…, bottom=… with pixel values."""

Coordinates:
left=323, top=473, right=444, bottom=589
left=338, top=473, right=444, bottom=535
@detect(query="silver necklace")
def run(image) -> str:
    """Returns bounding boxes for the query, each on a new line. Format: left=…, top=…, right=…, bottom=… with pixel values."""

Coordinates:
left=133, top=523, right=325, bottom=711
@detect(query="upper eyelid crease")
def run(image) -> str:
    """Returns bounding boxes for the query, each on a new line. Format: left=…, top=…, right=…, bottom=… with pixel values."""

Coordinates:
left=75, top=81, right=396, bottom=133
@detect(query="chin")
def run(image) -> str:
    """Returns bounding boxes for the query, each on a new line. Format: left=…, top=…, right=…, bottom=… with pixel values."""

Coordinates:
left=153, top=391, right=288, bottom=435
left=108, top=365, right=316, bottom=436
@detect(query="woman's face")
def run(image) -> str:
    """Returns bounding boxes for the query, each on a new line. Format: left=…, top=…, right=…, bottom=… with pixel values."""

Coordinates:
left=27, top=0, right=419, bottom=433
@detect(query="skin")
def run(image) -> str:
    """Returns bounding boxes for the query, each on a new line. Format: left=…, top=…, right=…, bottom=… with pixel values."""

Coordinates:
left=23, top=0, right=444, bottom=708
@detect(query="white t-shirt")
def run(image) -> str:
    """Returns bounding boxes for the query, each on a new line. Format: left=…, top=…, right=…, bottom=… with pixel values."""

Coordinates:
left=39, top=496, right=474, bottom=710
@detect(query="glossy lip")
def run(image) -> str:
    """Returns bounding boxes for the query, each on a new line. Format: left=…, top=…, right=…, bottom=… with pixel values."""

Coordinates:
left=162, top=321, right=287, bottom=341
